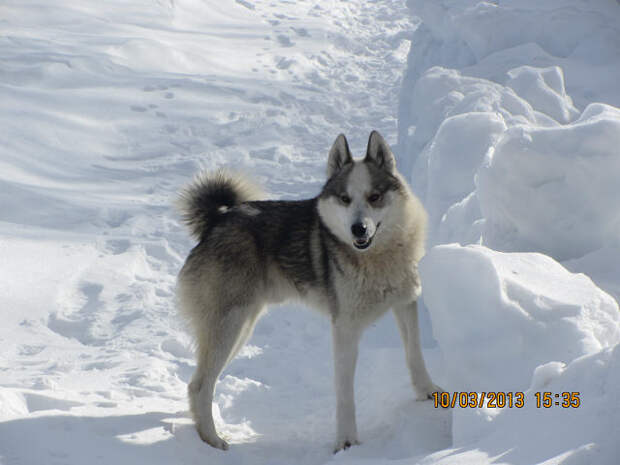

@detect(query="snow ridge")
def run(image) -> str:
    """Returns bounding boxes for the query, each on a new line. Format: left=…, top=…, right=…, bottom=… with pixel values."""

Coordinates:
left=398, top=1, right=620, bottom=464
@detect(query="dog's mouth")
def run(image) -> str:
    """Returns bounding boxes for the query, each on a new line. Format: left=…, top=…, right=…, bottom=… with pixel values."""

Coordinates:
left=352, top=222, right=380, bottom=250
left=353, top=237, right=373, bottom=250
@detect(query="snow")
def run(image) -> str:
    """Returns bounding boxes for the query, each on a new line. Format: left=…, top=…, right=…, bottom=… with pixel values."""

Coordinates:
left=478, top=103, right=620, bottom=260
left=505, top=66, right=579, bottom=124
left=395, top=0, right=620, bottom=463
left=2, top=0, right=620, bottom=464
left=426, top=111, right=506, bottom=239
left=420, top=244, right=620, bottom=391
left=441, top=344, right=620, bottom=464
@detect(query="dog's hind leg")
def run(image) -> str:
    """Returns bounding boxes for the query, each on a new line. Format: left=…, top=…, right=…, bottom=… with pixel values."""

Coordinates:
left=189, top=304, right=263, bottom=450
left=332, top=319, right=362, bottom=452
left=393, top=301, right=444, bottom=400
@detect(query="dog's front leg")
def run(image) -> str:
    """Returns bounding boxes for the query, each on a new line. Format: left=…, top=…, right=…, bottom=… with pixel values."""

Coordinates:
left=331, top=319, right=361, bottom=453
left=393, top=300, right=444, bottom=400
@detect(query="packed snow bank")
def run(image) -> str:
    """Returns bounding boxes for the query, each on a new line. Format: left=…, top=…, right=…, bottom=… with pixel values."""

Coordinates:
left=420, top=244, right=620, bottom=392
left=396, top=1, right=620, bottom=464
left=402, top=66, right=561, bottom=243
left=420, top=243, right=620, bottom=464
left=400, top=66, right=547, bottom=197
left=398, top=0, right=620, bottom=262
left=564, top=246, right=620, bottom=306
left=401, top=66, right=620, bottom=258
left=425, top=111, right=506, bottom=234
left=433, top=344, right=620, bottom=465
left=505, top=65, right=579, bottom=124
left=478, top=103, right=620, bottom=261
left=400, top=0, right=620, bottom=117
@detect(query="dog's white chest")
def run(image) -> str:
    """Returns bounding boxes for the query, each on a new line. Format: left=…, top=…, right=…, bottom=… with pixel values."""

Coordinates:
left=334, top=249, right=420, bottom=319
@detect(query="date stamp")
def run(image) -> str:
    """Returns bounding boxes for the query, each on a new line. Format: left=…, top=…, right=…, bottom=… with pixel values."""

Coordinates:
left=432, top=391, right=581, bottom=409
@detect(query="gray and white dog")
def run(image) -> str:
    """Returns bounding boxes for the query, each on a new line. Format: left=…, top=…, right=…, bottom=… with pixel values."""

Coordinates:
left=176, top=131, right=443, bottom=452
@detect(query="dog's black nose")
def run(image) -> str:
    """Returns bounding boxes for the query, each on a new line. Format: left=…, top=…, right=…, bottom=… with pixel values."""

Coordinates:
left=351, top=222, right=367, bottom=238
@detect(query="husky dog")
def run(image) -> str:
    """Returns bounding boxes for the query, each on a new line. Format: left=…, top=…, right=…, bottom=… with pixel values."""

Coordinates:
left=176, top=131, right=443, bottom=452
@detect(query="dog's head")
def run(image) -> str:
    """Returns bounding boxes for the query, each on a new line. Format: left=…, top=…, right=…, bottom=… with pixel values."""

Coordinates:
left=318, top=131, right=408, bottom=252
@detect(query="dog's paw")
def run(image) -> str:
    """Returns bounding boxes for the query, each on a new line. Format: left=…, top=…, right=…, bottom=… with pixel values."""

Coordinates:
left=197, top=428, right=229, bottom=450
left=333, top=438, right=360, bottom=454
left=415, top=383, right=445, bottom=401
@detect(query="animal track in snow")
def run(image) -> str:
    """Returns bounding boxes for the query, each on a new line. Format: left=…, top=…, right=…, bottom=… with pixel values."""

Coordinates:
left=47, top=282, right=106, bottom=346
left=18, top=345, right=45, bottom=356
left=291, top=27, right=309, bottom=37
left=160, top=338, right=193, bottom=359
left=23, top=392, right=82, bottom=413
left=235, top=0, right=254, bottom=10
left=105, top=239, right=130, bottom=255
left=276, top=35, right=294, bottom=47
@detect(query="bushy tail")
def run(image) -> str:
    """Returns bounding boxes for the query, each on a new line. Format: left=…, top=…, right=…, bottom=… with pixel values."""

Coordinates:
left=176, top=170, right=264, bottom=240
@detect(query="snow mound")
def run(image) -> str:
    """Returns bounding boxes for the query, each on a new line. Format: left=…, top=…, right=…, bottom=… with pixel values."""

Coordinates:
left=398, top=0, right=620, bottom=260
left=506, top=65, right=579, bottom=124
left=478, top=103, right=620, bottom=261
left=402, top=66, right=562, bottom=243
left=400, top=0, right=620, bottom=113
left=399, top=55, right=620, bottom=265
left=396, top=1, right=620, bottom=464
left=402, top=66, right=620, bottom=255
left=564, top=246, right=620, bottom=306
left=426, top=112, right=506, bottom=234
left=420, top=244, right=620, bottom=392
left=402, top=66, right=546, bottom=192
left=444, top=344, right=620, bottom=465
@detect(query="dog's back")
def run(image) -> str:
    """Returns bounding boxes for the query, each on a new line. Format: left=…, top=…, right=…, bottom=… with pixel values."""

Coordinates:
left=178, top=180, right=333, bottom=304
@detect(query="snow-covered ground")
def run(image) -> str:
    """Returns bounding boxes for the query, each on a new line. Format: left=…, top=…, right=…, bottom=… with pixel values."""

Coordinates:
left=1, top=0, right=619, bottom=464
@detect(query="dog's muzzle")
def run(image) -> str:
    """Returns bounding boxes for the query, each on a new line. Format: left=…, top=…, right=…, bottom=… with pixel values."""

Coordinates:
left=351, top=222, right=380, bottom=250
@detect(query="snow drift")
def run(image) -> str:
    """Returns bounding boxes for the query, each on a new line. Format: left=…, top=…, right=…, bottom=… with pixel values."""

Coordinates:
left=397, top=0, right=620, bottom=464
left=400, top=65, right=620, bottom=260
left=420, top=244, right=620, bottom=391
left=399, top=0, right=620, bottom=263
left=478, top=103, right=620, bottom=261
left=445, top=344, right=620, bottom=465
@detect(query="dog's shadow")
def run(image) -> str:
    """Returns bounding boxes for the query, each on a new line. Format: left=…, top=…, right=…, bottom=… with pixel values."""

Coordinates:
left=0, top=398, right=451, bottom=465
left=211, top=306, right=453, bottom=462
left=0, top=408, right=334, bottom=465
left=0, top=411, right=191, bottom=464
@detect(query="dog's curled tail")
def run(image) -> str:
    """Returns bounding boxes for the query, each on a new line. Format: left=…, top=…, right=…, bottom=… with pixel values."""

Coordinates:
left=176, top=170, right=264, bottom=240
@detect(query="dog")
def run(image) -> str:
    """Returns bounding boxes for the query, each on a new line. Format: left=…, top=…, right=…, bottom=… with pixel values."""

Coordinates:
left=176, top=130, right=443, bottom=452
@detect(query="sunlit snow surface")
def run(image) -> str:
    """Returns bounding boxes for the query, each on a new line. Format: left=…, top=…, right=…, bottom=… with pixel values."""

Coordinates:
left=1, top=0, right=620, bottom=464
left=398, top=0, right=620, bottom=464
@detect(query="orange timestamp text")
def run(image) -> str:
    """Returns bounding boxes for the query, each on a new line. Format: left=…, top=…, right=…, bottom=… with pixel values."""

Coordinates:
left=432, top=391, right=581, bottom=409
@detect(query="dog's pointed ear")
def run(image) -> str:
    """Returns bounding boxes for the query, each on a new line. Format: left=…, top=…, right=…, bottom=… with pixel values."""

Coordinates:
left=327, top=134, right=353, bottom=178
left=365, top=130, right=395, bottom=173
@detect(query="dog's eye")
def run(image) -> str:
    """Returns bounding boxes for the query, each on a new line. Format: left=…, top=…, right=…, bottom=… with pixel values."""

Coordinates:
left=368, top=193, right=382, bottom=203
left=339, top=194, right=351, bottom=205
